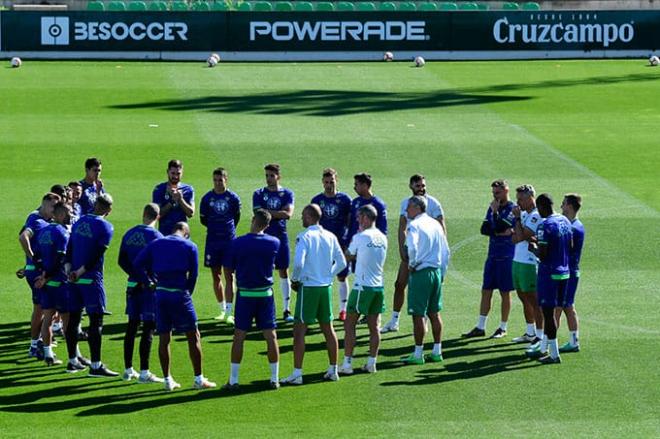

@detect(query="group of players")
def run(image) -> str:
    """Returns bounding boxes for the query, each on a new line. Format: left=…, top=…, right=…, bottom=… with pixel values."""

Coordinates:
left=17, top=158, right=584, bottom=391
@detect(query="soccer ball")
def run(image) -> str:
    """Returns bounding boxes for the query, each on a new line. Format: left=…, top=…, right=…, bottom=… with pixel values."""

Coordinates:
left=207, top=56, right=218, bottom=68
left=10, top=57, right=22, bottom=68
left=211, top=53, right=221, bottom=63
left=383, top=51, right=394, bottom=62
left=414, top=56, right=425, bottom=68
left=649, top=55, right=660, bottom=66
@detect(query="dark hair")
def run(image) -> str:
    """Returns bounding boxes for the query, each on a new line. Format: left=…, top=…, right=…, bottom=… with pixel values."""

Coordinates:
left=168, top=159, right=183, bottom=170
left=49, top=184, right=67, bottom=198
left=358, top=204, right=377, bottom=221
left=253, top=209, right=272, bottom=228
left=536, top=193, right=554, bottom=211
left=409, top=174, right=425, bottom=185
left=68, top=181, right=82, bottom=188
left=516, top=184, right=536, bottom=197
left=564, top=193, right=582, bottom=212
left=491, top=179, right=508, bottom=189
left=52, top=201, right=69, bottom=216
left=213, top=167, right=228, bottom=177
left=322, top=168, right=337, bottom=178
left=85, top=158, right=101, bottom=170
left=264, top=163, right=280, bottom=174
left=95, top=193, right=113, bottom=210
left=42, top=192, right=61, bottom=202
left=353, top=172, right=372, bottom=188
left=143, top=203, right=160, bottom=221
left=172, top=221, right=188, bottom=233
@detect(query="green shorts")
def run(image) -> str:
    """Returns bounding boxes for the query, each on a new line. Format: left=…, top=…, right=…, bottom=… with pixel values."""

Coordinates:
left=407, top=267, right=443, bottom=316
left=347, top=286, right=385, bottom=316
left=294, top=285, right=333, bottom=324
left=512, top=261, right=537, bottom=292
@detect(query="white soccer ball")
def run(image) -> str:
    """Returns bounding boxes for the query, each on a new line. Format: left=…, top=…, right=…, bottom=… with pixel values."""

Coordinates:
left=210, top=53, right=221, bottom=62
left=207, top=56, right=218, bottom=68
left=650, top=55, right=660, bottom=66
left=414, top=56, right=425, bottom=68
left=10, top=57, right=22, bottom=68
left=383, top=51, right=394, bottom=62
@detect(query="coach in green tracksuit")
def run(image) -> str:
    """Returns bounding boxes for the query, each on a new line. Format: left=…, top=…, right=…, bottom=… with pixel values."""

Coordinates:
left=401, top=195, right=450, bottom=365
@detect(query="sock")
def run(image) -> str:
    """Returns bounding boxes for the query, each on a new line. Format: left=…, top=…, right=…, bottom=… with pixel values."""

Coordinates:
left=432, top=343, right=442, bottom=356
left=339, top=280, right=349, bottom=312
left=526, top=323, right=535, bottom=336
left=140, top=370, right=150, bottom=378
left=570, top=331, right=579, bottom=346
left=91, top=361, right=101, bottom=369
left=31, top=339, right=39, bottom=348
left=69, top=357, right=80, bottom=365
left=540, top=335, right=548, bottom=353
left=535, top=328, right=544, bottom=340
left=548, top=339, right=559, bottom=359
left=293, top=367, right=303, bottom=377
left=229, top=363, right=240, bottom=385
left=164, top=375, right=174, bottom=384
left=269, top=362, right=279, bottom=383
left=342, top=356, right=352, bottom=368
left=280, top=279, right=291, bottom=311
left=194, top=374, right=204, bottom=384
left=477, top=315, right=488, bottom=330
left=414, top=345, right=423, bottom=358
left=125, top=367, right=135, bottom=375
left=44, top=345, right=53, bottom=358
left=219, top=301, right=226, bottom=313
left=367, top=356, right=377, bottom=367
left=225, top=302, right=233, bottom=315
left=499, top=321, right=508, bottom=331
left=392, top=311, right=400, bottom=322
left=327, top=364, right=337, bottom=375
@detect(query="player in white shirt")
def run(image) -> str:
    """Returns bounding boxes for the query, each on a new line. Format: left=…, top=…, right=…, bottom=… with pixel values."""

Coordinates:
left=511, top=185, right=544, bottom=343
left=281, top=204, right=347, bottom=385
left=382, top=174, right=446, bottom=333
left=339, top=205, right=388, bottom=375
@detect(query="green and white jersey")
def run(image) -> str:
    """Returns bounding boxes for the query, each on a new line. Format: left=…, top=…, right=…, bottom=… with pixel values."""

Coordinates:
left=513, top=209, right=542, bottom=265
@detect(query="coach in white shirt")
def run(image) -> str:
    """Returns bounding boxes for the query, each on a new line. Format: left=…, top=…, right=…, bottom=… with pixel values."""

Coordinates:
left=401, top=195, right=449, bottom=365
left=281, top=204, right=347, bottom=385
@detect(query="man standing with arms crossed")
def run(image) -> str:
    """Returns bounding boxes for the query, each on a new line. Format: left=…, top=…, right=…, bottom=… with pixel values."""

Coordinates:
left=152, top=160, right=195, bottom=236
left=253, top=164, right=295, bottom=322
left=339, top=205, right=387, bottom=375
left=281, top=204, right=347, bottom=385
left=222, top=210, right=281, bottom=390
left=134, top=222, right=216, bottom=390
left=311, top=168, right=352, bottom=320
left=78, top=158, right=105, bottom=216
left=401, top=196, right=449, bottom=365
left=382, top=174, right=445, bottom=333
left=200, top=167, right=241, bottom=324
left=463, top=179, right=516, bottom=339
left=118, top=203, right=164, bottom=383
left=511, top=184, right=544, bottom=344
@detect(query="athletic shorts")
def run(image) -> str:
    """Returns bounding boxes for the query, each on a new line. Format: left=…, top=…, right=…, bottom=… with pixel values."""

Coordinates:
left=235, top=289, right=277, bottom=332
left=204, top=239, right=232, bottom=268
left=272, top=233, right=290, bottom=270
left=155, top=289, right=198, bottom=334
left=537, top=273, right=568, bottom=308
left=24, top=268, right=40, bottom=305
left=125, top=284, right=156, bottom=322
left=347, top=286, right=385, bottom=316
left=407, top=267, right=443, bottom=316
left=561, top=272, right=580, bottom=307
left=482, top=257, right=514, bottom=292
left=74, top=272, right=106, bottom=314
left=512, top=261, right=537, bottom=292
left=56, top=283, right=83, bottom=314
left=294, top=285, right=333, bottom=324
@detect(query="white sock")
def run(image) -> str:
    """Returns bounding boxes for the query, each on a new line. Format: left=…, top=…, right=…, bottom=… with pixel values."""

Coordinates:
left=44, top=345, right=53, bottom=358
left=526, top=323, right=535, bottom=336
left=280, top=279, right=291, bottom=311
left=219, top=301, right=226, bottom=312
left=293, top=367, right=303, bottom=377
left=140, top=370, right=150, bottom=378
left=125, top=367, right=135, bottom=375
left=535, top=328, right=544, bottom=340
left=225, top=302, right=233, bottom=315
left=414, top=345, right=423, bottom=358
left=499, top=321, right=507, bottom=331
left=92, top=361, right=101, bottom=369
left=570, top=330, right=579, bottom=346
left=477, top=315, right=488, bottom=330
left=540, top=335, right=548, bottom=353
left=194, top=374, right=204, bottom=384
left=327, top=364, right=337, bottom=375
left=269, top=362, right=279, bottom=383
left=432, top=343, right=442, bottom=356
left=548, top=339, right=559, bottom=359
left=69, top=357, right=80, bottom=365
left=31, top=339, right=39, bottom=348
left=339, top=280, right=349, bottom=312
left=164, top=375, right=174, bottom=384
left=392, top=311, right=400, bottom=322
left=367, top=356, right=377, bottom=367
left=229, top=363, right=240, bottom=385
left=342, top=356, right=352, bottom=368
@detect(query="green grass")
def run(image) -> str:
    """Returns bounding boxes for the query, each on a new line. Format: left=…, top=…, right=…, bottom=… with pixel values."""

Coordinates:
left=1, top=59, right=659, bottom=437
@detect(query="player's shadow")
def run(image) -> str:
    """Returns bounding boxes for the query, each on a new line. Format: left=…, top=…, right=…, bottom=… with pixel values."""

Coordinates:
left=109, top=89, right=531, bottom=117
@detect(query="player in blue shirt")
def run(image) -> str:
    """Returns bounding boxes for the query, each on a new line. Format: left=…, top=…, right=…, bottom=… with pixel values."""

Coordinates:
left=557, top=193, right=585, bottom=353
left=18, top=192, right=60, bottom=360
left=68, top=193, right=118, bottom=377
left=526, top=193, right=572, bottom=364
left=222, top=209, right=281, bottom=390
left=118, top=203, right=164, bottom=384
left=152, top=159, right=195, bottom=235
left=199, top=168, right=241, bottom=323
left=463, top=179, right=516, bottom=339
left=347, top=172, right=388, bottom=243
left=134, top=222, right=216, bottom=391
left=78, top=157, right=105, bottom=216
left=252, top=163, right=295, bottom=322
left=68, top=181, right=83, bottom=225
left=311, top=168, right=352, bottom=320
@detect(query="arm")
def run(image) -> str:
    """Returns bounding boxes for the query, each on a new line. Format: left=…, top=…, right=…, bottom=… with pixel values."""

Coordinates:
left=397, top=215, right=407, bottom=260
left=187, top=245, right=199, bottom=294
left=173, top=188, right=195, bottom=218
left=331, top=237, right=347, bottom=277
left=437, top=216, right=447, bottom=236
left=291, top=235, right=306, bottom=283
left=345, top=235, right=358, bottom=262
left=269, top=204, right=293, bottom=220
left=406, top=227, right=418, bottom=270
left=376, top=205, right=388, bottom=235
left=18, top=229, right=34, bottom=260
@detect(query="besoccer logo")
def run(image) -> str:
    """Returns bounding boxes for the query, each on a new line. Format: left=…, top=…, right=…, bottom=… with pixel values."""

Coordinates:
left=41, top=17, right=70, bottom=45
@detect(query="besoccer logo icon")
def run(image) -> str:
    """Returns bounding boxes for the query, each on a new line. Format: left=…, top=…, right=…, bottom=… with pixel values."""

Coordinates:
left=41, top=17, right=70, bottom=45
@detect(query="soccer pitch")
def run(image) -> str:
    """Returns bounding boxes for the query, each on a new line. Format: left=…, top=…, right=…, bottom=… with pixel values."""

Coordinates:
left=1, top=59, right=659, bottom=437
